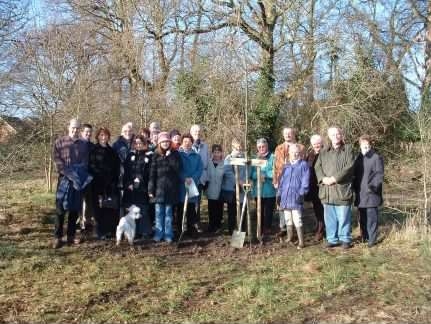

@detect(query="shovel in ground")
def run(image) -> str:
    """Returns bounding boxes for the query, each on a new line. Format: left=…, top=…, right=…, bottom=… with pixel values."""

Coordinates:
left=230, top=192, right=248, bottom=248
left=177, top=190, right=189, bottom=247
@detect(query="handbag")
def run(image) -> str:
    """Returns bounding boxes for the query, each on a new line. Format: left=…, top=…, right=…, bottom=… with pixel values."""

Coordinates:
left=99, top=194, right=119, bottom=209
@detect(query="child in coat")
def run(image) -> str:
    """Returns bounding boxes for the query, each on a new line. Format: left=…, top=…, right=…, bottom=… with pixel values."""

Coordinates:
left=277, top=144, right=310, bottom=249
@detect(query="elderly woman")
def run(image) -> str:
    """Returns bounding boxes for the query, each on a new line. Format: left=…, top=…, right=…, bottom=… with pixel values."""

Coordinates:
left=250, top=138, right=276, bottom=237
left=89, top=127, right=121, bottom=240
left=179, top=133, right=203, bottom=235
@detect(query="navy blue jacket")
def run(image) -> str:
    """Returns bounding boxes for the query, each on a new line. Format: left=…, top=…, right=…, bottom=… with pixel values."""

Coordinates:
left=353, top=149, right=384, bottom=208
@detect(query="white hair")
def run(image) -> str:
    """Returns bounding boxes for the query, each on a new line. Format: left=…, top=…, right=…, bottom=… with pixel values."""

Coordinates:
left=190, top=124, right=201, bottom=132
left=256, top=138, right=268, bottom=146
left=310, top=134, right=323, bottom=145
left=121, top=122, right=133, bottom=132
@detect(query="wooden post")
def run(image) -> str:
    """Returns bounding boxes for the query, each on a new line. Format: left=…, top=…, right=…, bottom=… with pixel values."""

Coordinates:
left=251, top=159, right=267, bottom=243
left=234, top=165, right=241, bottom=227
left=256, top=166, right=262, bottom=241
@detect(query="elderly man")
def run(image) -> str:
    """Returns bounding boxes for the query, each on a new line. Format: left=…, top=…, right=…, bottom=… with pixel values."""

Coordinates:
left=306, top=134, right=325, bottom=241
left=315, top=127, right=356, bottom=249
left=273, top=127, right=305, bottom=239
left=53, top=118, right=92, bottom=248
left=112, top=122, right=134, bottom=163
left=353, top=134, right=384, bottom=247
left=251, top=138, right=276, bottom=237
left=190, top=124, right=209, bottom=233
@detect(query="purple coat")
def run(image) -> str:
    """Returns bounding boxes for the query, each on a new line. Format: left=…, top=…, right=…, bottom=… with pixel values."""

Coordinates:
left=277, top=160, right=310, bottom=210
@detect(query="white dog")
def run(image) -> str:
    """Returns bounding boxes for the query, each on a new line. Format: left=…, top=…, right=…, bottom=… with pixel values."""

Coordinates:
left=116, top=205, right=141, bottom=246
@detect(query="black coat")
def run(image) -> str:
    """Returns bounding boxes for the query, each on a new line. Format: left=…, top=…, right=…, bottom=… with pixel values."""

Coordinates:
left=89, top=143, right=121, bottom=196
left=305, top=150, right=320, bottom=201
left=148, top=149, right=182, bottom=205
left=353, top=149, right=384, bottom=208
left=123, top=150, right=153, bottom=205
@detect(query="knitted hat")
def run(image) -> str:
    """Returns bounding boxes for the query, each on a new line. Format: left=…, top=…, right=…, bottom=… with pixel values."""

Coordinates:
left=69, top=118, right=81, bottom=128
left=157, top=131, right=171, bottom=144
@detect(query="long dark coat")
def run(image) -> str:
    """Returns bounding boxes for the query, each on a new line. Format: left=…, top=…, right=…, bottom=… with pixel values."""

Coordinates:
left=353, top=149, right=384, bottom=208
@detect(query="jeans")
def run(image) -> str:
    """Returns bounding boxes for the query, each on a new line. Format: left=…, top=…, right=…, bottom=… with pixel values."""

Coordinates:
left=359, top=207, right=378, bottom=246
left=324, top=204, right=352, bottom=244
left=154, top=204, right=173, bottom=241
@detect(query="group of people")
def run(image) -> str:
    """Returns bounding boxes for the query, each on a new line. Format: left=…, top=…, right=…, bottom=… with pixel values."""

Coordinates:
left=53, top=118, right=384, bottom=250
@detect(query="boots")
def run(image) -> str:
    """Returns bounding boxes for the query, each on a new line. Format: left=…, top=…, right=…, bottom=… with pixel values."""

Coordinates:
left=314, top=221, right=324, bottom=241
left=296, top=226, right=304, bottom=249
left=285, top=225, right=294, bottom=244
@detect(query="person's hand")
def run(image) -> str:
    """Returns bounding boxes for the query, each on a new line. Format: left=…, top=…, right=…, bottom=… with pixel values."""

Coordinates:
left=185, top=177, right=192, bottom=185
left=273, top=183, right=278, bottom=189
left=128, top=185, right=133, bottom=191
left=148, top=193, right=154, bottom=199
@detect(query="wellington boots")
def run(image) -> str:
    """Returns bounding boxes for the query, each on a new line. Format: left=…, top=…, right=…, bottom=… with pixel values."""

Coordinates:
left=296, top=226, right=304, bottom=249
left=285, top=225, right=294, bottom=244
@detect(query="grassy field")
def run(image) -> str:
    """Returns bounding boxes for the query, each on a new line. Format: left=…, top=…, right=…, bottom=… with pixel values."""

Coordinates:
left=1, top=178, right=431, bottom=323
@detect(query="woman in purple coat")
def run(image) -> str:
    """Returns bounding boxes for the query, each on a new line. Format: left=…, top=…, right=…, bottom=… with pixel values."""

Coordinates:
left=277, top=144, right=310, bottom=249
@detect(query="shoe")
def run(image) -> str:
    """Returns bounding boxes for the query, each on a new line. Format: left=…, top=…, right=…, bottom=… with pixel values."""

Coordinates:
left=53, top=238, right=62, bottom=249
left=325, top=242, right=339, bottom=248
left=341, top=242, right=352, bottom=249
left=193, top=223, right=203, bottom=233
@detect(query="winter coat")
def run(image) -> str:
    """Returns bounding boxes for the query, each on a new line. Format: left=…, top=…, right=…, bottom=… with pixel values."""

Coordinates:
left=277, top=160, right=310, bottom=210
left=192, top=140, right=209, bottom=185
left=112, top=136, right=133, bottom=164
left=88, top=143, right=121, bottom=197
left=148, top=148, right=182, bottom=205
left=123, top=150, right=153, bottom=205
left=207, top=160, right=225, bottom=200
left=273, top=142, right=306, bottom=187
left=179, top=148, right=203, bottom=203
left=314, top=143, right=356, bottom=205
left=305, top=150, right=320, bottom=202
left=353, top=149, right=384, bottom=208
left=250, top=152, right=276, bottom=198
left=56, top=164, right=93, bottom=213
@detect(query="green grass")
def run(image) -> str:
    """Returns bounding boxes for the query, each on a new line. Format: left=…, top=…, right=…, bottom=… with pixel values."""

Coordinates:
left=1, top=178, right=431, bottom=323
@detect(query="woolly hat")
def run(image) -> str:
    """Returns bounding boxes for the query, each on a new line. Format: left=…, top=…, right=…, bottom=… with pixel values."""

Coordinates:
left=157, top=131, right=171, bottom=144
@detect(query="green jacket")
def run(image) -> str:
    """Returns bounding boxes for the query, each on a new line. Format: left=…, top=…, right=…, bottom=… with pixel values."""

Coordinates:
left=314, top=144, right=356, bottom=205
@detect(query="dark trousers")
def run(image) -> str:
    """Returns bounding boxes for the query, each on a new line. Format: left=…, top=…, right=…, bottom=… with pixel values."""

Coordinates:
left=208, top=199, right=223, bottom=231
left=55, top=211, right=78, bottom=239
left=313, top=199, right=324, bottom=222
left=195, top=184, right=204, bottom=223
left=93, top=195, right=119, bottom=238
left=226, top=200, right=237, bottom=234
left=359, top=207, right=378, bottom=245
left=177, top=202, right=197, bottom=233
left=256, top=197, right=276, bottom=233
